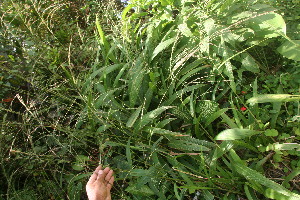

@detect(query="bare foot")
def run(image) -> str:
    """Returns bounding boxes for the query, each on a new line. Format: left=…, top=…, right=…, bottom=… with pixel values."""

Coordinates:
left=86, top=166, right=114, bottom=200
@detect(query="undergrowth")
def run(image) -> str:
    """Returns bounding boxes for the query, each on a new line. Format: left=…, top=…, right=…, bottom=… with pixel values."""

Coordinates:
left=0, top=0, right=299, bottom=199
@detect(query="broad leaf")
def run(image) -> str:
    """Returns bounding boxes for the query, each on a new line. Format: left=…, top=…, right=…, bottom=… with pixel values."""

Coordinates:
left=168, top=136, right=214, bottom=152
left=241, top=54, right=260, bottom=73
left=126, top=184, right=155, bottom=196
left=277, top=40, right=300, bottom=61
left=249, top=12, right=286, bottom=38
left=178, top=22, right=193, bottom=37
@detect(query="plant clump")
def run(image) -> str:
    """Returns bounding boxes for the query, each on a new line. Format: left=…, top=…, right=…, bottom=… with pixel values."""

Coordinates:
left=0, top=0, right=299, bottom=199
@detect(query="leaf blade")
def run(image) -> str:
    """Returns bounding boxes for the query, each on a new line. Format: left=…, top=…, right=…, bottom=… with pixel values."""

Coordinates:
left=215, top=128, right=260, bottom=140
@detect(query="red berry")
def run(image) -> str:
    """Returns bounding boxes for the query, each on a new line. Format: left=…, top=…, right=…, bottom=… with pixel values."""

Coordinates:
left=240, top=106, right=247, bottom=111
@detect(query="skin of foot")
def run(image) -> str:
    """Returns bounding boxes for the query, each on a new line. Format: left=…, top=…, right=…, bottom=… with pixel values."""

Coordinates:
left=86, top=166, right=114, bottom=200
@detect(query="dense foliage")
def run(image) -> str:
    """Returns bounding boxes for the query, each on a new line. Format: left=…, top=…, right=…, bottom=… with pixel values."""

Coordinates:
left=1, top=0, right=300, bottom=199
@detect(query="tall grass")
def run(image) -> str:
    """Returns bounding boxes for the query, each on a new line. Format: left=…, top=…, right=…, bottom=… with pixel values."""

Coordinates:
left=1, top=0, right=299, bottom=199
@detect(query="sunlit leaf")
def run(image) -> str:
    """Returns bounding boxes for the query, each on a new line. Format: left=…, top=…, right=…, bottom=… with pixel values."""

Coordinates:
left=247, top=94, right=300, bottom=104
left=126, top=106, right=141, bottom=127
left=264, top=129, right=278, bottom=137
left=234, top=162, right=300, bottom=199
left=151, top=37, right=177, bottom=61
left=277, top=40, right=300, bottom=61
left=137, top=106, right=173, bottom=130
left=215, top=128, right=260, bottom=140
left=249, top=12, right=286, bottom=38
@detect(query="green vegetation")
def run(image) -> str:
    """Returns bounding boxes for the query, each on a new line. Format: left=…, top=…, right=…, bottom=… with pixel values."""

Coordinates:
left=1, top=0, right=299, bottom=199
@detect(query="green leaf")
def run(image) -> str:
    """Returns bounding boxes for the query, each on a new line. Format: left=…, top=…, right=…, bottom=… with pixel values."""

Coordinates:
left=234, top=162, right=300, bottom=199
left=156, top=118, right=176, bottom=128
left=264, top=188, right=293, bottom=200
left=244, top=184, right=256, bottom=200
left=126, top=184, right=155, bottom=196
left=265, top=143, right=300, bottom=151
left=224, top=61, right=236, bottom=93
left=151, top=37, right=177, bottom=61
left=95, top=16, right=105, bottom=45
left=229, top=11, right=253, bottom=23
left=241, top=54, right=260, bottom=73
left=95, top=88, right=120, bottom=108
left=96, top=16, right=117, bottom=63
left=249, top=12, right=286, bottom=38
left=165, top=84, right=205, bottom=105
left=179, top=185, right=215, bottom=190
left=96, top=15, right=109, bottom=52
left=264, top=129, right=278, bottom=137
left=204, top=18, right=216, bottom=36
left=176, top=62, right=208, bottom=88
left=126, top=107, right=142, bottom=127
left=174, top=184, right=184, bottom=200
left=137, top=106, right=173, bottom=130
left=178, top=22, right=193, bottom=37
left=145, top=127, right=183, bottom=137
left=72, top=163, right=84, bottom=171
left=247, top=94, right=300, bottom=104
left=97, top=124, right=112, bottom=133
left=168, top=136, right=212, bottom=152
left=282, top=169, right=300, bottom=187
left=126, top=140, right=132, bottom=167
left=121, top=4, right=134, bottom=20
left=113, top=63, right=128, bottom=87
left=221, top=113, right=238, bottom=129
left=190, top=90, right=195, bottom=117
left=277, top=40, right=300, bottom=61
left=196, top=100, right=219, bottom=122
left=75, top=155, right=89, bottom=162
left=202, top=190, right=214, bottom=200
left=209, top=141, right=234, bottom=167
left=205, top=108, right=229, bottom=127
left=160, top=0, right=169, bottom=6
left=129, top=59, right=146, bottom=107
left=102, top=64, right=123, bottom=76
left=215, top=128, right=260, bottom=140
left=232, top=140, right=259, bottom=152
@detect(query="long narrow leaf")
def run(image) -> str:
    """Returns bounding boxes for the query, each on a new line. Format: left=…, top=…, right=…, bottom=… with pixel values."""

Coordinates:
left=205, top=108, right=229, bottom=127
left=126, top=107, right=142, bottom=127
left=234, top=162, right=300, bottom=199
left=151, top=37, right=177, bottom=61
left=137, top=106, right=173, bottom=130
left=215, top=128, right=260, bottom=140
left=247, top=94, right=300, bottom=104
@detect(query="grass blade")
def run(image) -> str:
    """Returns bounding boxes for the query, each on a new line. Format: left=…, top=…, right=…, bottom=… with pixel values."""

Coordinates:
left=282, top=169, right=300, bottom=187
